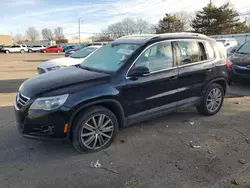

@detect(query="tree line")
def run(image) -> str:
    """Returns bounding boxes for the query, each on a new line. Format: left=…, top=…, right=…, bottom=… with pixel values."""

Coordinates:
left=14, top=26, right=67, bottom=44
left=14, top=2, right=250, bottom=43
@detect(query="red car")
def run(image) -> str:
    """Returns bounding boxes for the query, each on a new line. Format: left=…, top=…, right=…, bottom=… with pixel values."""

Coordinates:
left=40, top=46, right=63, bottom=53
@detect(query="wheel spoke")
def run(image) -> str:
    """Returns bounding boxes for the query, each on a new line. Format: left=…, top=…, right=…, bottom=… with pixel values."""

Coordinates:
left=100, top=119, right=111, bottom=129
left=92, top=135, right=98, bottom=149
left=84, top=123, right=95, bottom=131
left=100, top=132, right=111, bottom=139
left=98, top=114, right=105, bottom=127
left=207, top=102, right=213, bottom=108
left=92, top=117, right=98, bottom=128
left=98, top=134, right=105, bottom=145
left=101, top=126, right=113, bottom=133
left=85, top=135, right=95, bottom=145
left=81, top=132, right=95, bottom=137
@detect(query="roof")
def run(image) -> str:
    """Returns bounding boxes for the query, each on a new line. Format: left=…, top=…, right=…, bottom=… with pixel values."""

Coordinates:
left=113, top=32, right=213, bottom=44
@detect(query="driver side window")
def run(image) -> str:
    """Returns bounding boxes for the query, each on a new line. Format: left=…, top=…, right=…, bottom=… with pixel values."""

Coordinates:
left=133, top=41, right=173, bottom=73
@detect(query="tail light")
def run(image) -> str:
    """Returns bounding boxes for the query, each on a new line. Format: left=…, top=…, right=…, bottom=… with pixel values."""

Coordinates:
left=226, top=59, right=231, bottom=69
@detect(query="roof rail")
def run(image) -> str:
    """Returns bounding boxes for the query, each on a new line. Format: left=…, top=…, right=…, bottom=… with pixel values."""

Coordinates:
left=153, top=32, right=208, bottom=38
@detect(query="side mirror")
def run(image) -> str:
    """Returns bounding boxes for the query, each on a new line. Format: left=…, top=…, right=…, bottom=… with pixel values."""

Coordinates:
left=225, top=43, right=230, bottom=46
left=231, top=48, right=236, bottom=53
left=128, top=66, right=150, bottom=78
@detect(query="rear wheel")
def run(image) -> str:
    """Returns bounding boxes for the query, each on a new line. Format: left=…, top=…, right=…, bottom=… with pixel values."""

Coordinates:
left=57, top=50, right=60, bottom=53
left=43, top=50, right=47, bottom=53
left=28, top=49, right=32, bottom=53
left=196, top=83, right=224, bottom=116
left=5, top=50, right=10, bottom=54
left=20, top=49, right=24, bottom=53
left=72, top=106, right=118, bottom=153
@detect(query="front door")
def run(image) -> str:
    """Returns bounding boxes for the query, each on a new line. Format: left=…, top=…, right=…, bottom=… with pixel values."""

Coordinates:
left=175, top=40, right=215, bottom=108
left=122, top=41, right=179, bottom=124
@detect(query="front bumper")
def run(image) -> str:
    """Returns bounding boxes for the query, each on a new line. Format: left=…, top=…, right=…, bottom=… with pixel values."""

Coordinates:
left=228, top=65, right=250, bottom=82
left=14, top=105, right=70, bottom=140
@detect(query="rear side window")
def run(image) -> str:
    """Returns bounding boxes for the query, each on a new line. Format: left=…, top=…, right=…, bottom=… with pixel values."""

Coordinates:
left=204, top=41, right=215, bottom=59
left=177, top=41, right=207, bottom=65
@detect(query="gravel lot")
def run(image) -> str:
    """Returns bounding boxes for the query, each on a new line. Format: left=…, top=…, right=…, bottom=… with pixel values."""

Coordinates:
left=0, top=53, right=250, bottom=188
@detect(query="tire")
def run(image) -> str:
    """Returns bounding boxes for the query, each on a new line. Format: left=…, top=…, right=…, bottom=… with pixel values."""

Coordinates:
left=196, top=83, right=224, bottom=116
left=20, top=49, right=24, bottom=53
left=43, top=50, right=47, bottom=53
left=5, top=50, right=10, bottom=54
left=28, top=49, right=32, bottom=53
left=57, top=50, right=60, bottom=53
left=72, top=106, right=118, bottom=153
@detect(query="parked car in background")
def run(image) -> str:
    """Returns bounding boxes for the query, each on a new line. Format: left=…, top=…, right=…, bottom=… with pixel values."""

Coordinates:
left=216, top=38, right=237, bottom=49
left=228, top=41, right=250, bottom=84
left=2, top=45, right=28, bottom=54
left=63, top=45, right=77, bottom=52
left=15, top=33, right=228, bottom=152
left=65, top=44, right=86, bottom=57
left=37, top=46, right=102, bottom=74
left=28, top=45, right=46, bottom=53
left=40, top=46, right=63, bottom=53
left=227, top=44, right=242, bottom=57
left=0, top=45, right=11, bottom=52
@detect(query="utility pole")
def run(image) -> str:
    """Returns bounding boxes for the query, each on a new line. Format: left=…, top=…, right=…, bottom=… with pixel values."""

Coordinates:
left=78, top=18, right=81, bottom=43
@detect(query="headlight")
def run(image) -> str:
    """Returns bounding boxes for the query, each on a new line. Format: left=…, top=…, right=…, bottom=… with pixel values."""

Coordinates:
left=47, top=65, right=66, bottom=71
left=30, top=94, right=69, bottom=111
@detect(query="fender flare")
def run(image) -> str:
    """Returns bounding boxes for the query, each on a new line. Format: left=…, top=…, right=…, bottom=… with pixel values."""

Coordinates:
left=67, top=99, right=125, bottom=139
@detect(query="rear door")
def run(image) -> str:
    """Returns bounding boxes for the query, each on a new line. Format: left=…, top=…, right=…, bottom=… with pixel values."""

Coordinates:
left=123, top=40, right=179, bottom=123
left=175, top=39, right=215, bottom=108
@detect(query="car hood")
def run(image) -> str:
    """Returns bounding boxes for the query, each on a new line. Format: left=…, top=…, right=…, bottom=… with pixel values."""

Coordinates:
left=38, top=57, right=85, bottom=70
left=230, top=53, right=250, bottom=65
left=19, top=66, right=110, bottom=98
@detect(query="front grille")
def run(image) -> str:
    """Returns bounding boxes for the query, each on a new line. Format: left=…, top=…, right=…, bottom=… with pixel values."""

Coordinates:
left=16, top=92, right=30, bottom=109
left=37, top=67, right=45, bottom=74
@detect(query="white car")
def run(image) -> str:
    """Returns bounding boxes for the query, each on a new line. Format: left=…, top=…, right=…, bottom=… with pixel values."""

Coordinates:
left=37, top=45, right=102, bottom=74
left=28, top=45, right=46, bottom=53
left=3, top=45, right=28, bottom=54
left=216, top=38, right=238, bottom=49
left=216, top=41, right=227, bottom=58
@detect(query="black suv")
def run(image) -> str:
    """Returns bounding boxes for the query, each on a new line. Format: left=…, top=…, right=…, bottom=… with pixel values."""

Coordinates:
left=14, top=33, right=228, bottom=152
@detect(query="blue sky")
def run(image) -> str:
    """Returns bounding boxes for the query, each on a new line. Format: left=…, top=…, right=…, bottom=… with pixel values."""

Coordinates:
left=1, top=0, right=250, bottom=39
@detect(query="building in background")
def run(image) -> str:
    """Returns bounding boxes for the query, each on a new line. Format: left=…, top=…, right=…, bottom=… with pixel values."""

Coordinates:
left=23, top=40, right=56, bottom=47
left=0, top=35, right=13, bottom=45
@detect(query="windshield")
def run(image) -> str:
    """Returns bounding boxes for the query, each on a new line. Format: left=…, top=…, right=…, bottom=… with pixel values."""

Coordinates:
left=237, top=42, right=250, bottom=54
left=80, top=43, right=140, bottom=72
left=71, top=47, right=98, bottom=58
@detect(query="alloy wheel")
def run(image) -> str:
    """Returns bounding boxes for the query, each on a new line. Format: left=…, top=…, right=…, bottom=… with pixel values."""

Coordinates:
left=80, top=114, right=114, bottom=150
left=206, top=88, right=222, bottom=113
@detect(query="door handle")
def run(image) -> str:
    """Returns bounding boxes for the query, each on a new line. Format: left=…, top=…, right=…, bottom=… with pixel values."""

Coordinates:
left=169, top=76, right=178, bottom=81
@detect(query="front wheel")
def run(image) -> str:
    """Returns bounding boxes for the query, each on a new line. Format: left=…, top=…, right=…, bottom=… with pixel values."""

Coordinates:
left=43, top=50, right=47, bottom=53
left=196, top=83, right=224, bottom=116
left=28, top=49, right=32, bottom=53
left=72, top=106, right=118, bottom=153
left=5, top=50, right=10, bottom=54
left=57, top=50, right=61, bottom=53
left=20, top=49, right=24, bottom=53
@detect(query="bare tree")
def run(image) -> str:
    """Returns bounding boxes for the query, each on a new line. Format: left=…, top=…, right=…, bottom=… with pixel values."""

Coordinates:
left=26, top=27, right=40, bottom=41
left=14, top=34, right=24, bottom=44
left=54, top=27, right=65, bottom=40
left=121, top=18, right=136, bottom=35
left=136, top=18, right=150, bottom=34
left=41, top=28, right=54, bottom=40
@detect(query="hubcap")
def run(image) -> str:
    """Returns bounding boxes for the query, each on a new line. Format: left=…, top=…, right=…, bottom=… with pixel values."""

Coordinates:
left=80, top=114, right=114, bottom=150
left=206, top=88, right=222, bottom=113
